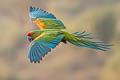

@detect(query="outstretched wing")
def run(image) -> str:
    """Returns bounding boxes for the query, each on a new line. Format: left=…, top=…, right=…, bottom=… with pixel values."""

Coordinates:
left=29, top=6, right=56, bottom=20
left=28, top=41, right=51, bottom=63
left=28, top=33, right=64, bottom=63
left=29, top=6, right=66, bottom=30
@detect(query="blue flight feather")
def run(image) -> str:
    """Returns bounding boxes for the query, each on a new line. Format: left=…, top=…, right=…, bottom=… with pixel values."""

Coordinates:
left=28, top=41, right=51, bottom=63
left=44, top=35, right=64, bottom=48
left=29, top=6, right=56, bottom=19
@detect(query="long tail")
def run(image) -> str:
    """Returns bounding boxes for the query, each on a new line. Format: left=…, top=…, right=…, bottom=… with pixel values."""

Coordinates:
left=63, top=31, right=112, bottom=51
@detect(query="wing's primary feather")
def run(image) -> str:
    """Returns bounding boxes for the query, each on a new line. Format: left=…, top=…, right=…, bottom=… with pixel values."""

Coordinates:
left=28, top=35, right=64, bottom=63
left=28, top=41, right=51, bottom=63
left=29, top=6, right=56, bottom=19
left=29, top=6, right=66, bottom=30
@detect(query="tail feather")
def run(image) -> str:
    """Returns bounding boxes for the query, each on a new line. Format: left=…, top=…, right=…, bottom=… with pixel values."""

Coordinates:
left=72, top=31, right=95, bottom=39
left=63, top=31, right=112, bottom=51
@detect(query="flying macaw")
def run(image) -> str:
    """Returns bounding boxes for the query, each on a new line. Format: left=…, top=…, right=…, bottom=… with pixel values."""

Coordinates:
left=27, top=29, right=111, bottom=63
left=27, top=7, right=112, bottom=63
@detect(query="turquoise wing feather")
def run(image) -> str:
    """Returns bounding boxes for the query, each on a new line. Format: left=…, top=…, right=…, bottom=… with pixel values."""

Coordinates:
left=29, top=6, right=66, bottom=29
left=29, top=6, right=56, bottom=21
left=28, top=34, right=64, bottom=63
left=28, top=41, right=51, bottom=63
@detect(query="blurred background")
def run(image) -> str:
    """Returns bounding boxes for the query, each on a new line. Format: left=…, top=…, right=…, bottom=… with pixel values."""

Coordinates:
left=0, top=0, right=120, bottom=80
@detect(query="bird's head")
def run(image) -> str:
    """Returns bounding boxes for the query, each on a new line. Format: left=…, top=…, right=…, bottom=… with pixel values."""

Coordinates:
left=27, top=30, right=42, bottom=42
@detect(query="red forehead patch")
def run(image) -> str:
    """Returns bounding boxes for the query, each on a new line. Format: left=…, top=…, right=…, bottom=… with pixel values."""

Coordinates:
left=27, top=32, right=31, bottom=36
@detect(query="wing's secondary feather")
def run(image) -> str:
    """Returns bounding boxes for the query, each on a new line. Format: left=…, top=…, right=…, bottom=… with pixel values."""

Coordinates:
left=44, top=35, right=64, bottom=48
left=38, top=18, right=66, bottom=29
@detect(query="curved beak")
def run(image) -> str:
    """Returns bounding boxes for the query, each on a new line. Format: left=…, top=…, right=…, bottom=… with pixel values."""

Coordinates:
left=27, top=36, right=34, bottom=42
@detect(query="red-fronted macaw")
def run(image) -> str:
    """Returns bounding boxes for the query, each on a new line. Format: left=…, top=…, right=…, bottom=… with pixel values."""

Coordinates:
left=27, top=7, right=112, bottom=63
left=27, top=29, right=111, bottom=63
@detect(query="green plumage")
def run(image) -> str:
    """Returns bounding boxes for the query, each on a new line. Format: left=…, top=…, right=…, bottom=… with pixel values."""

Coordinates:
left=28, top=7, right=112, bottom=63
left=39, top=18, right=66, bottom=29
left=29, top=29, right=111, bottom=51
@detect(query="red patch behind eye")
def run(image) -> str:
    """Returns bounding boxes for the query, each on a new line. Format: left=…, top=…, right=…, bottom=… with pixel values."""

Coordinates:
left=27, top=32, right=31, bottom=36
left=33, top=32, right=38, bottom=35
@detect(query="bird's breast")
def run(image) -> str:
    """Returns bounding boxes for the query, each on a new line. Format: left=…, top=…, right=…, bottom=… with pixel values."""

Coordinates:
left=34, top=33, right=46, bottom=40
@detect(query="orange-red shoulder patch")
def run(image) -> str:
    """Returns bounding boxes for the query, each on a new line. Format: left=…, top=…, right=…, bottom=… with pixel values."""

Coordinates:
left=32, top=19, right=45, bottom=30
